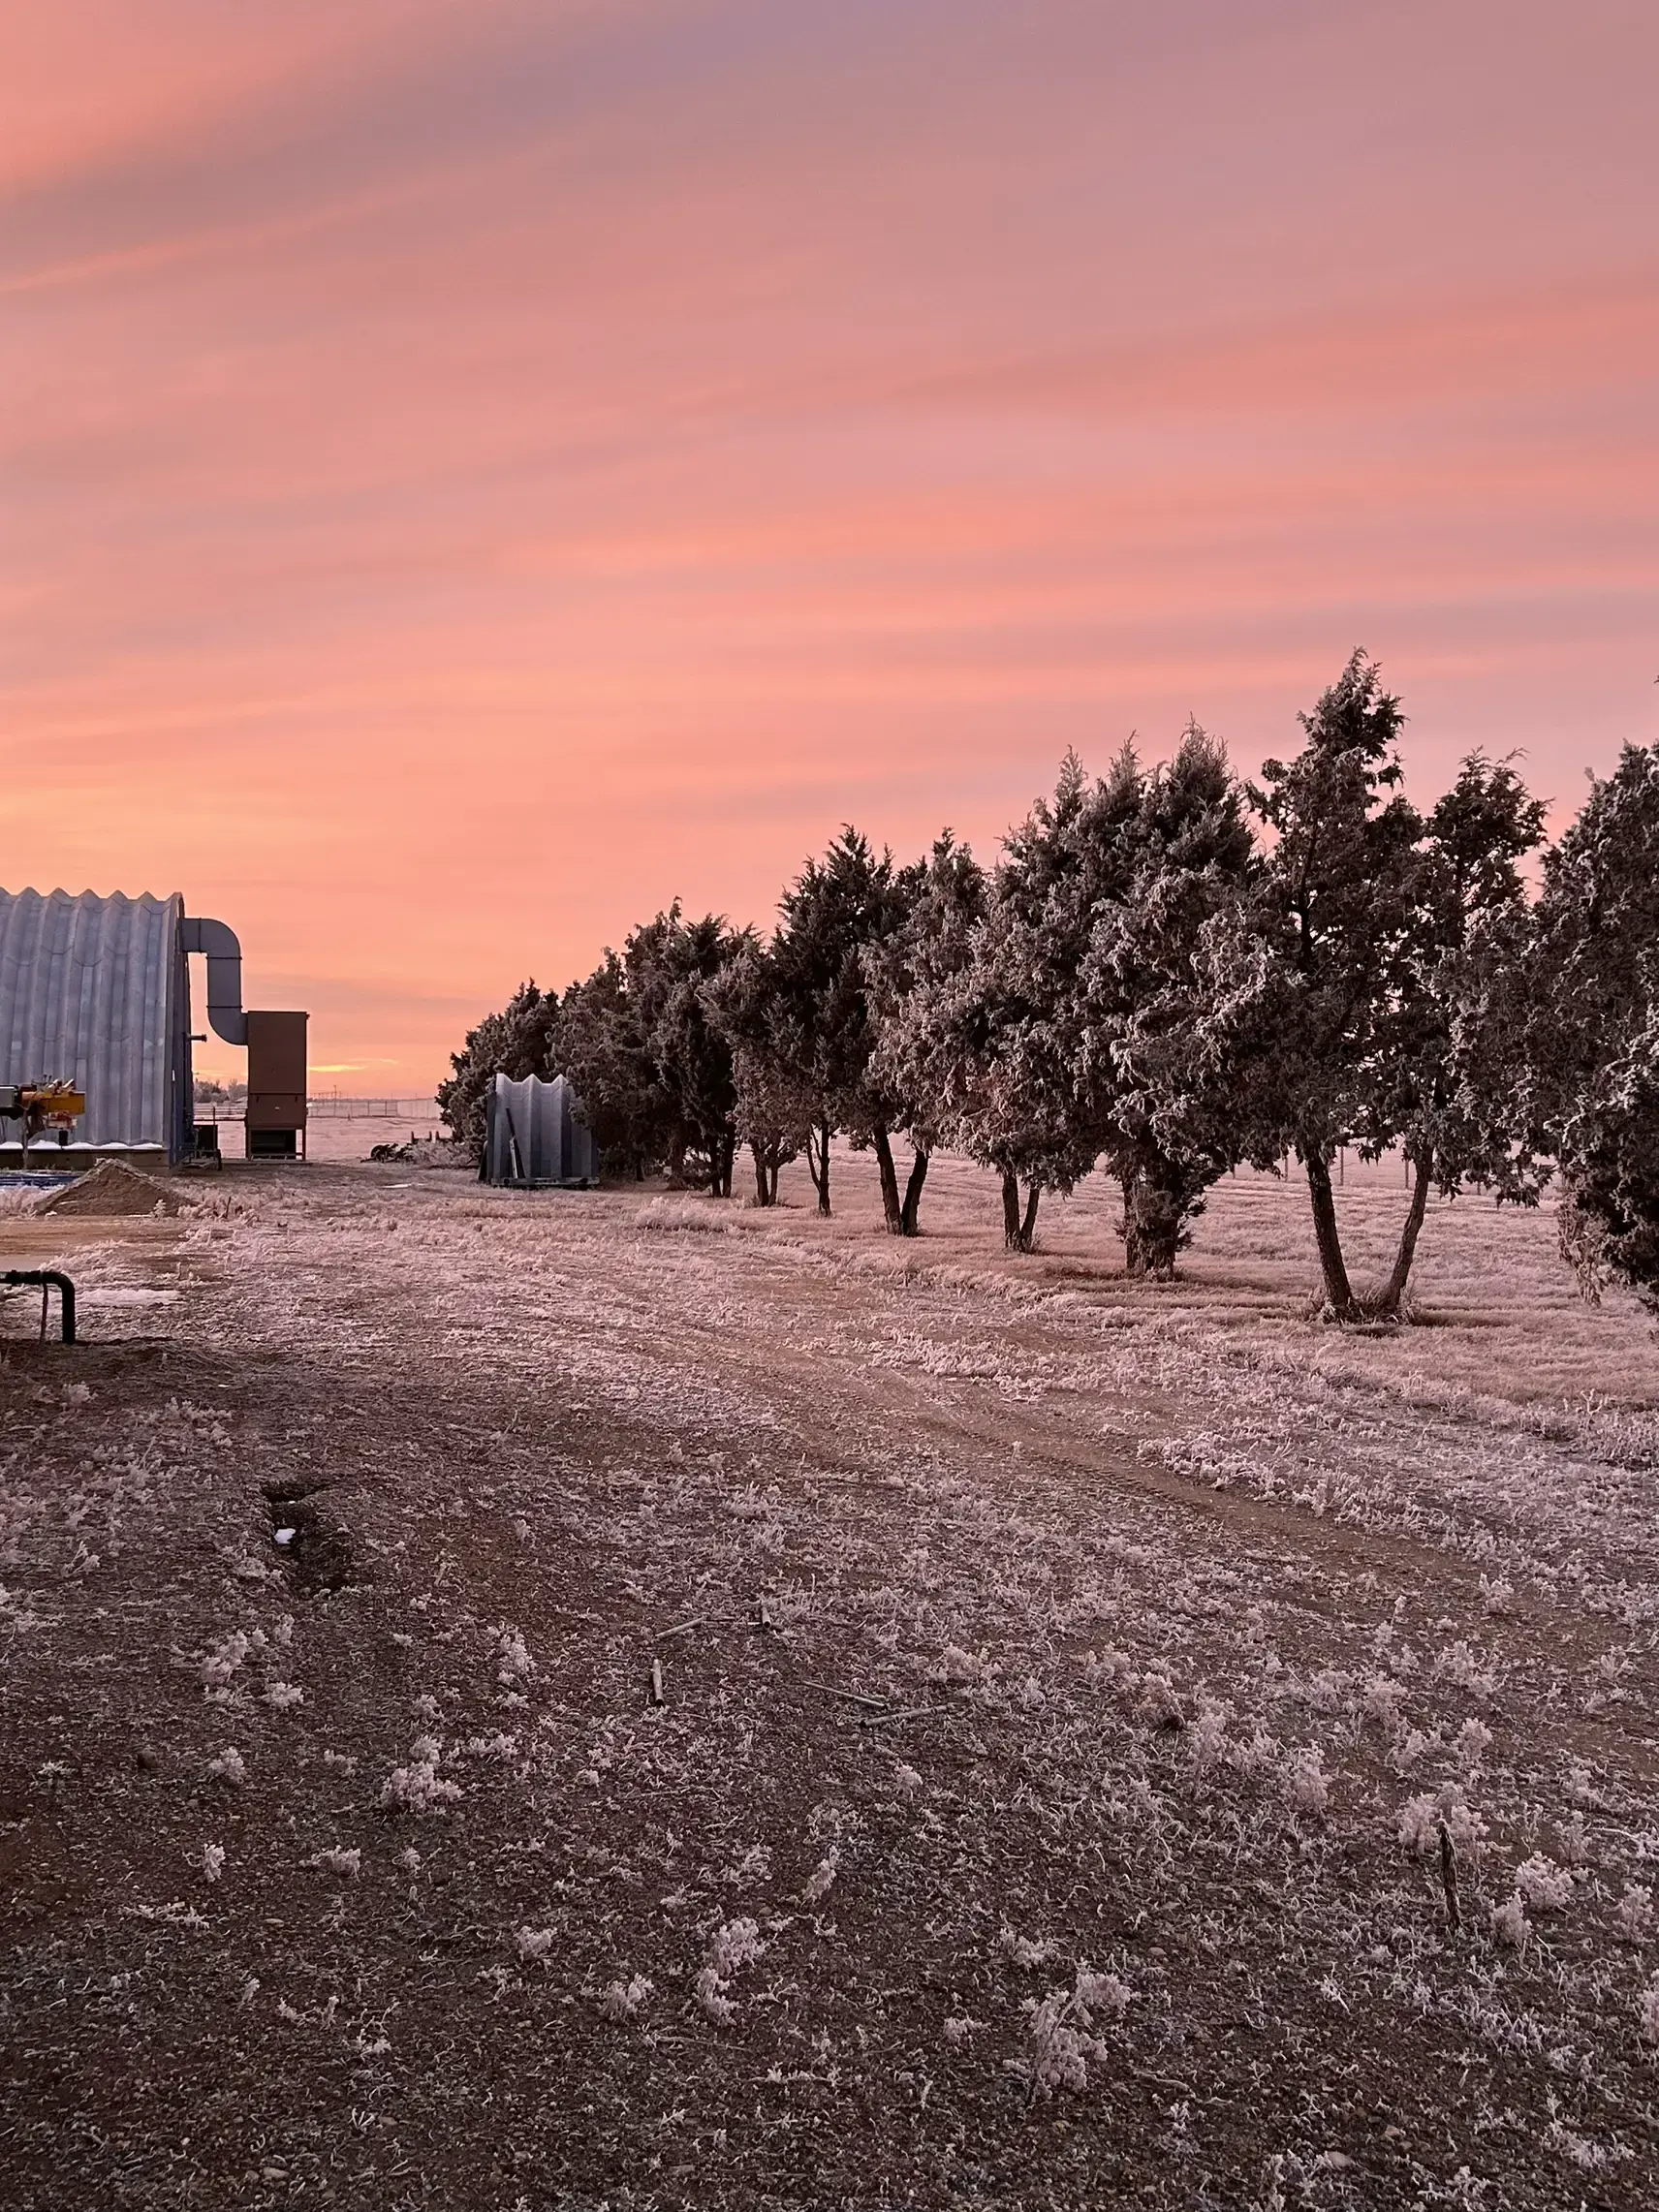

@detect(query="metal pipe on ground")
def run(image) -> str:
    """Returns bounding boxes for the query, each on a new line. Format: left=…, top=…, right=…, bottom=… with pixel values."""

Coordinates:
left=1, top=1269, right=77, bottom=1343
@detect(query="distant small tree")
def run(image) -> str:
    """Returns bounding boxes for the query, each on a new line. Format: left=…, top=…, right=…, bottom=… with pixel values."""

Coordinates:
left=754, top=828, right=917, bottom=1225
left=555, top=950, right=670, bottom=1179
left=557, top=911, right=746, bottom=1191
left=1523, top=742, right=1659, bottom=1311
left=438, top=981, right=558, bottom=1161
left=627, top=908, right=747, bottom=1197
left=864, top=832, right=988, bottom=1234
left=897, top=759, right=1120, bottom=1251
left=704, top=943, right=813, bottom=1205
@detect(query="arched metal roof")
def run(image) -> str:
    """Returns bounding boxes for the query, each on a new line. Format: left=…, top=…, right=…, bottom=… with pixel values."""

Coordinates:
left=0, top=888, right=189, bottom=1153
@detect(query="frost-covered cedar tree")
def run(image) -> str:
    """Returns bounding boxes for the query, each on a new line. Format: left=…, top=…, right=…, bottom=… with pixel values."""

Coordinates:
left=620, top=907, right=748, bottom=1197
left=736, top=827, right=918, bottom=1225
left=702, top=943, right=815, bottom=1205
left=437, top=981, right=559, bottom=1162
left=862, top=831, right=988, bottom=1235
left=1073, top=724, right=1258, bottom=1278
left=1353, top=751, right=1547, bottom=1308
left=900, top=757, right=1123, bottom=1251
left=1236, top=651, right=1425, bottom=1320
left=558, top=909, right=746, bottom=1193
left=1522, top=742, right=1659, bottom=1311
left=1235, top=653, right=1547, bottom=1320
left=552, top=951, right=671, bottom=1180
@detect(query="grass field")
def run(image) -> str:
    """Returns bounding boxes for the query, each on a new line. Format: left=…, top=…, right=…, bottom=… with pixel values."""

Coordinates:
left=3, top=1140, right=1657, bottom=2209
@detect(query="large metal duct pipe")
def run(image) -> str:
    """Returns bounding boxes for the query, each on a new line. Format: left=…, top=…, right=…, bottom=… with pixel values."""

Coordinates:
left=180, top=916, right=248, bottom=1045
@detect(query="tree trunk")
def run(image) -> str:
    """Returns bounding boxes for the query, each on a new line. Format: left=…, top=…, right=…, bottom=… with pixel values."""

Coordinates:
left=1121, top=1166, right=1182, bottom=1280
left=1376, top=1152, right=1431, bottom=1316
left=1003, top=1172, right=1040, bottom=1252
left=1001, top=1170, right=1021, bottom=1248
left=807, top=1121, right=832, bottom=1216
left=900, top=1146, right=928, bottom=1237
left=753, top=1144, right=771, bottom=1205
left=1304, top=1150, right=1359, bottom=1319
left=667, top=1135, right=687, bottom=1190
left=872, top=1124, right=903, bottom=1234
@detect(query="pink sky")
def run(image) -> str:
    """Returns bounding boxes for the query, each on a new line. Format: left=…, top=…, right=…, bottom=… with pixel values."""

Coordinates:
left=4, top=1, right=1656, bottom=1086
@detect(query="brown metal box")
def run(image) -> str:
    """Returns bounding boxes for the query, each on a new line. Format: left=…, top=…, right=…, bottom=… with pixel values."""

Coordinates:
left=245, top=1011, right=309, bottom=1133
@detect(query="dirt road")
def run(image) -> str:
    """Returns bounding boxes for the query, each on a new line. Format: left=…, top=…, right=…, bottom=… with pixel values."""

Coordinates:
left=3, top=1155, right=1657, bottom=2207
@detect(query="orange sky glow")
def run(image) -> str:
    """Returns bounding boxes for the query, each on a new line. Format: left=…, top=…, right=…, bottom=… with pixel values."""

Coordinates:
left=5, top=1, right=1657, bottom=1087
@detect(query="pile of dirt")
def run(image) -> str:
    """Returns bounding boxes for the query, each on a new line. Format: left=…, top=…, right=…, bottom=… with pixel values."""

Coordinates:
left=39, top=1161, right=187, bottom=1217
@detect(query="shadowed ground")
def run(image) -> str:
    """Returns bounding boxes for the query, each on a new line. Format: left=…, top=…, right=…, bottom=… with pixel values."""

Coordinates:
left=3, top=1146, right=1656, bottom=2208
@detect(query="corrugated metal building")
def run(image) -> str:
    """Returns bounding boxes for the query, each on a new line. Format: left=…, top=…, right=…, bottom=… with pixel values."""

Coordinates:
left=0, top=888, right=194, bottom=1162
left=485, top=1073, right=599, bottom=1187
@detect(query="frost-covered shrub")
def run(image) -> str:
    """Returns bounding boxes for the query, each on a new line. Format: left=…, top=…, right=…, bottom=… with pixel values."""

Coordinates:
left=380, top=1746, right=462, bottom=1814
left=1283, top=1747, right=1330, bottom=1816
left=998, top=1924, right=1059, bottom=1972
left=307, top=1846, right=361, bottom=1880
left=1434, top=1640, right=1499, bottom=1699
left=200, top=1842, right=225, bottom=1884
left=1615, top=1885, right=1653, bottom=1943
left=1398, top=1794, right=1439, bottom=1856
left=1190, top=1701, right=1229, bottom=1771
left=201, top=1631, right=252, bottom=1691
left=693, top=1967, right=735, bottom=2025
left=265, top=1680, right=304, bottom=1711
left=514, top=1926, right=556, bottom=1963
left=1514, top=1854, right=1574, bottom=1912
left=706, top=1916, right=766, bottom=1975
left=1398, top=1784, right=1485, bottom=1858
left=205, top=1746, right=246, bottom=1786
left=800, top=1854, right=838, bottom=1904
left=1454, top=1718, right=1492, bottom=1775
left=1489, top=1894, right=1529, bottom=1947
left=696, top=1916, right=766, bottom=2025
left=601, top=1974, right=652, bottom=2020
left=1134, top=1673, right=1183, bottom=1730
left=937, top=1642, right=988, bottom=1685
left=1017, top=1966, right=1131, bottom=2098
left=1641, top=1976, right=1659, bottom=2044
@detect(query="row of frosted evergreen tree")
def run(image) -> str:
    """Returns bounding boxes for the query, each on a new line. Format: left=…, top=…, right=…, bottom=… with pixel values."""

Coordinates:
left=440, top=653, right=1659, bottom=1322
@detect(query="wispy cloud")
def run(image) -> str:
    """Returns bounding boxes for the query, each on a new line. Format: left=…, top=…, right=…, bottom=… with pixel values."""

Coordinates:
left=5, top=1, right=1657, bottom=1081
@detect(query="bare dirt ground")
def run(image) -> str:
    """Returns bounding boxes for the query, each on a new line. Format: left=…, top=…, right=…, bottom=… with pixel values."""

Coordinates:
left=4, top=1137, right=1659, bottom=2210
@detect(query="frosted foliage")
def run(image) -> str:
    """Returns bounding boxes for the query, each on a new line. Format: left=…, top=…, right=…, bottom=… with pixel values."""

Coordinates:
left=1283, top=1747, right=1329, bottom=1815
left=1018, top=1966, right=1131, bottom=2099
left=380, top=1746, right=462, bottom=1815
left=1514, top=1855, right=1575, bottom=1912
left=1616, top=1885, right=1653, bottom=1943
left=600, top=1975, right=652, bottom=2021
left=696, top=1918, right=767, bottom=2026
left=1490, top=1895, right=1529, bottom=1948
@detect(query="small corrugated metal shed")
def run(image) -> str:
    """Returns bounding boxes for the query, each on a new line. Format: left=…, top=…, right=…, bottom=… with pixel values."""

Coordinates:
left=0, top=888, right=193, bottom=1161
left=485, top=1073, right=599, bottom=1187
